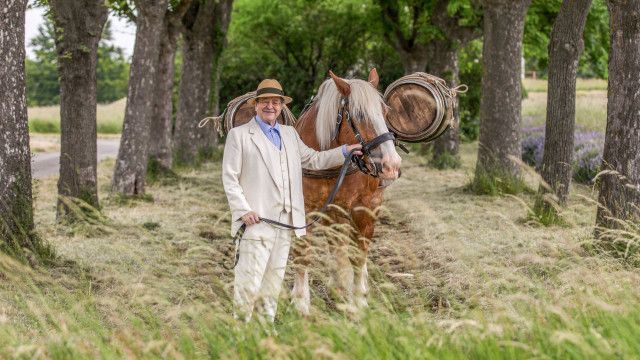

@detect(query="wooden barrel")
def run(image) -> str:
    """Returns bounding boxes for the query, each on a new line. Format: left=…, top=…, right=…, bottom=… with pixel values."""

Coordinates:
left=383, top=72, right=462, bottom=143
left=222, top=91, right=296, bottom=134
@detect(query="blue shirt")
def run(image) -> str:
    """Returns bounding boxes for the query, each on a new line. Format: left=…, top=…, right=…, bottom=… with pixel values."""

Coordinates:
left=256, top=116, right=282, bottom=150
left=255, top=117, right=348, bottom=157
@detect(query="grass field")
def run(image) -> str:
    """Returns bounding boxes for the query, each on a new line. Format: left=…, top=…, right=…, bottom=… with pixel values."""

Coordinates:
left=27, top=98, right=126, bottom=134
left=2, top=137, right=639, bottom=358
left=521, top=78, right=607, bottom=132
left=522, top=78, right=607, bottom=93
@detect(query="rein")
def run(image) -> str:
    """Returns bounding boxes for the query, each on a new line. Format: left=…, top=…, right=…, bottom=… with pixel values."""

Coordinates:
left=223, top=148, right=360, bottom=270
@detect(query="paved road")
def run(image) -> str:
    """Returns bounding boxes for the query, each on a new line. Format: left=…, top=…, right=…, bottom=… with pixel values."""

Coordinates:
left=32, top=139, right=120, bottom=179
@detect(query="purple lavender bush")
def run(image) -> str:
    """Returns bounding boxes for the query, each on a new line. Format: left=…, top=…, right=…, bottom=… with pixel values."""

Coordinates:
left=521, top=127, right=545, bottom=169
left=521, top=127, right=604, bottom=184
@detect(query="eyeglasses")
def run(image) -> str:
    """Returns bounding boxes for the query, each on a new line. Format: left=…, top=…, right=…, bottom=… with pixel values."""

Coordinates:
left=257, top=98, right=283, bottom=106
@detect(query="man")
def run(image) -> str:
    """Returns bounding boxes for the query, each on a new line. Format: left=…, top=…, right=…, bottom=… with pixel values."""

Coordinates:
left=221, top=79, right=361, bottom=321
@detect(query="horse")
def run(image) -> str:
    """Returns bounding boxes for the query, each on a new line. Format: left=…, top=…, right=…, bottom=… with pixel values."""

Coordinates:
left=291, top=69, right=402, bottom=314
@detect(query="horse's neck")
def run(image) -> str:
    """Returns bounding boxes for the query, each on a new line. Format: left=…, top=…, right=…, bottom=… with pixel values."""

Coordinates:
left=295, top=103, right=326, bottom=151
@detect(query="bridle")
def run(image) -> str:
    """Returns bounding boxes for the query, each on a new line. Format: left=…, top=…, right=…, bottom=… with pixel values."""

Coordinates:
left=332, top=97, right=409, bottom=177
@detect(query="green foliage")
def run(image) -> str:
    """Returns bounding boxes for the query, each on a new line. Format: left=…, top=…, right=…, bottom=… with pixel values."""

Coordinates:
left=28, top=118, right=60, bottom=133
left=579, top=0, right=609, bottom=78
left=26, top=20, right=59, bottom=107
left=142, top=221, right=161, bottom=231
left=524, top=0, right=609, bottom=78
left=468, top=167, right=530, bottom=196
left=458, top=40, right=481, bottom=142
left=146, top=158, right=179, bottom=185
left=430, top=149, right=461, bottom=170
left=530, top=193, right=567, bottom=226
left=220, top=0, right=382, bottom=114
left=1, top=174, right=55, bottom=264
left=26, top=19, right=130, bottom=106
left=523, top=0, right=561, bottom=75
left=96, top=21, right=130, bottom=103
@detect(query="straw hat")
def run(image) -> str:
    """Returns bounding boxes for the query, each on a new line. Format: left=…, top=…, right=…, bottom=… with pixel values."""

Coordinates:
left=247, top=79, right=293, bottom=105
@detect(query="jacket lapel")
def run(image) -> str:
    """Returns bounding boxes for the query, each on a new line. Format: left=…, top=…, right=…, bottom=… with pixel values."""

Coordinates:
left=249, top=118, right=279, bottom=186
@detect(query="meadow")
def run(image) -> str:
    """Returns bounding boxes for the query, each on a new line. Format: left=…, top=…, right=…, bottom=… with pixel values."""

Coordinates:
left=27, top=98, right=126, bottom=135
left=5, top=80, right=639, bottom=358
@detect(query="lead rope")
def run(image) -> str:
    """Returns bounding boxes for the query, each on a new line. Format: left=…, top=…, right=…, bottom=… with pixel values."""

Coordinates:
left=198, top=115, right=225, bottom=137
left=223, top=148, right=360, bottom=270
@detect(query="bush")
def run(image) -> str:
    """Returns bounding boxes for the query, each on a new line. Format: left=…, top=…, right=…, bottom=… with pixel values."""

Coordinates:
left=521, top=127, right=604, bottom=184
left=467, top=167, right=530, bottom=196
left=29, top=119, right=60, bottom=133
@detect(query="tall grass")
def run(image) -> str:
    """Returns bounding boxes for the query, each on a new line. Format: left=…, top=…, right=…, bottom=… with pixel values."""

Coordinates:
left=3, top=144, right=639, bottom=358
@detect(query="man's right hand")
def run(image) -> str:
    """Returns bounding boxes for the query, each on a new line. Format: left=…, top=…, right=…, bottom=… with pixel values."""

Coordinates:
left=241, top=211, right=260, bottom=226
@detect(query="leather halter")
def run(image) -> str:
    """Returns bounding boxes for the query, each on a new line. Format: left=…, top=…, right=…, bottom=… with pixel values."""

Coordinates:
left=333, top=97, right=407, bottom=177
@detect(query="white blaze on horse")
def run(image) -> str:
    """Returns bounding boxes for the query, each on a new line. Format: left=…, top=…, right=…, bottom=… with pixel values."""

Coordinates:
left=291, top=69, right=402, bottom=313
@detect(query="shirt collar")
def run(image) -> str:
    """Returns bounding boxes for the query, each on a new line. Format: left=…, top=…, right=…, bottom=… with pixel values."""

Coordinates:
left=256, top=116, right=281, bottom=133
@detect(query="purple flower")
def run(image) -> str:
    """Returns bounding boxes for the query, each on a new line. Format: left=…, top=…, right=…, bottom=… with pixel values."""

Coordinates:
left=520, top=127, right=604, bottom=184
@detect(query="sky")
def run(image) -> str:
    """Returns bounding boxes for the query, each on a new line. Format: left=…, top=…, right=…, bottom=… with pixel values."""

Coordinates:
left=25, top=6, right=136, bottom=59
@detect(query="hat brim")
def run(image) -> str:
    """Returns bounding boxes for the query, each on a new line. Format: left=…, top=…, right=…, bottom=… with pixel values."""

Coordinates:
left=247, top=93, right=293, bottom=105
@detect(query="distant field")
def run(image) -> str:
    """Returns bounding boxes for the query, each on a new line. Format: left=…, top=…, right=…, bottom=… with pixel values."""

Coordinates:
left=26, top=80, right=608, bottom=135
left=28, top=98, right=125, bottom=134
left=523, top=78, right=608, bottom=92
left=522, top=79, right=607, bottom=133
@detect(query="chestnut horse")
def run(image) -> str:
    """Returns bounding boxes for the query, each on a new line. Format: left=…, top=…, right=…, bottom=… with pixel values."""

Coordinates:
left=291, top=69, right=402, bottom=314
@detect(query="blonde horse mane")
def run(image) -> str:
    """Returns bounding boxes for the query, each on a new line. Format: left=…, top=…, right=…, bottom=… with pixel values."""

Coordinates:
left=315, top=78, right=388, bottom=150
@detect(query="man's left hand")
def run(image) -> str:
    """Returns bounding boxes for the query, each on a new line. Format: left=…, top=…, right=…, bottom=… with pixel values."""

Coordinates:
left=346, top=144, right=363, bottom=156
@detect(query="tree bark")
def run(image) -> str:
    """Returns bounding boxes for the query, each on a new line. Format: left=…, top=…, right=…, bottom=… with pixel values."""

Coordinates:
left=112, top=0, right=169, bottom=195
left=596, top=1, right=640, bottom=230
left=398, top=49, right=429, bottom=74
left=474, top=0, right=531, bottom=183
left=173, top=0, right=233, bottom=165
left=427, top=40, right=461, bottom=167
left=0, top=0, right=35, bottom=248
left=537, top=0, right=592, bottom=211
left=148, top=18, right=180, bottom=170
left=50, top=0, right=108, bottom=219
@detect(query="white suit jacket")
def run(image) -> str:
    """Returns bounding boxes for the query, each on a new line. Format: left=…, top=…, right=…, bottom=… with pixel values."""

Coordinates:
left=222, top=118, right=345, bottom=237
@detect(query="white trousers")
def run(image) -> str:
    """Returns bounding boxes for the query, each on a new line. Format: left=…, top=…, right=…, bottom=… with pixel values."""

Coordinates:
left=234, top=210, right=293, bottom=322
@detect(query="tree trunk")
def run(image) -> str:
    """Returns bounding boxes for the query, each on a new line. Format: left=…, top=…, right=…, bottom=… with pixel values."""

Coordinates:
left=427, top=40, right=461, bottom=168
left=536, top=0, right=592, bottom=214
left=474, top=0, right=531, bottom=186
left=148, top=18, right=179, bottom=170
left=50, top=0, right=108, bottom=219
left=112, top=0, right=169, bottom=195
left=398, top=48, right=429, bottom=74
left=595, top=1, right=640, bottom=231
left=173, top=0, right=232, bottom=165
left=208, top=52, right=223, bottom=117
left=0, top=0, right=35, bottom=250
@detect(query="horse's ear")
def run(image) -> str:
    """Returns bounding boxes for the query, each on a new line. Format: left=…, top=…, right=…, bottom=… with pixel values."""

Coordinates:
left=368, top=68, right=379, bottom=89
left=329, top=70, right=351, bottom=97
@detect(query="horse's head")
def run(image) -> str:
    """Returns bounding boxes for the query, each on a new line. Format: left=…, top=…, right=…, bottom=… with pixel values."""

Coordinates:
left=315, top=69, right=402, bottom=181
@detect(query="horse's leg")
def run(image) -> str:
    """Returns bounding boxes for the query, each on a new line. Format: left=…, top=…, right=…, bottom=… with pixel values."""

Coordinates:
left=351, top=210, right=374, bottom=309
left=334, top=233, right=355, bottom=304
left=290, top=235, right=311, bottom=315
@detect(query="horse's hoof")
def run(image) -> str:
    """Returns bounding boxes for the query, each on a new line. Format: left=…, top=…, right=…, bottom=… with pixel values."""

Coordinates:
left=354, top=296, right=368, bottom=309
left=291, top=297, right=310, bottom=316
